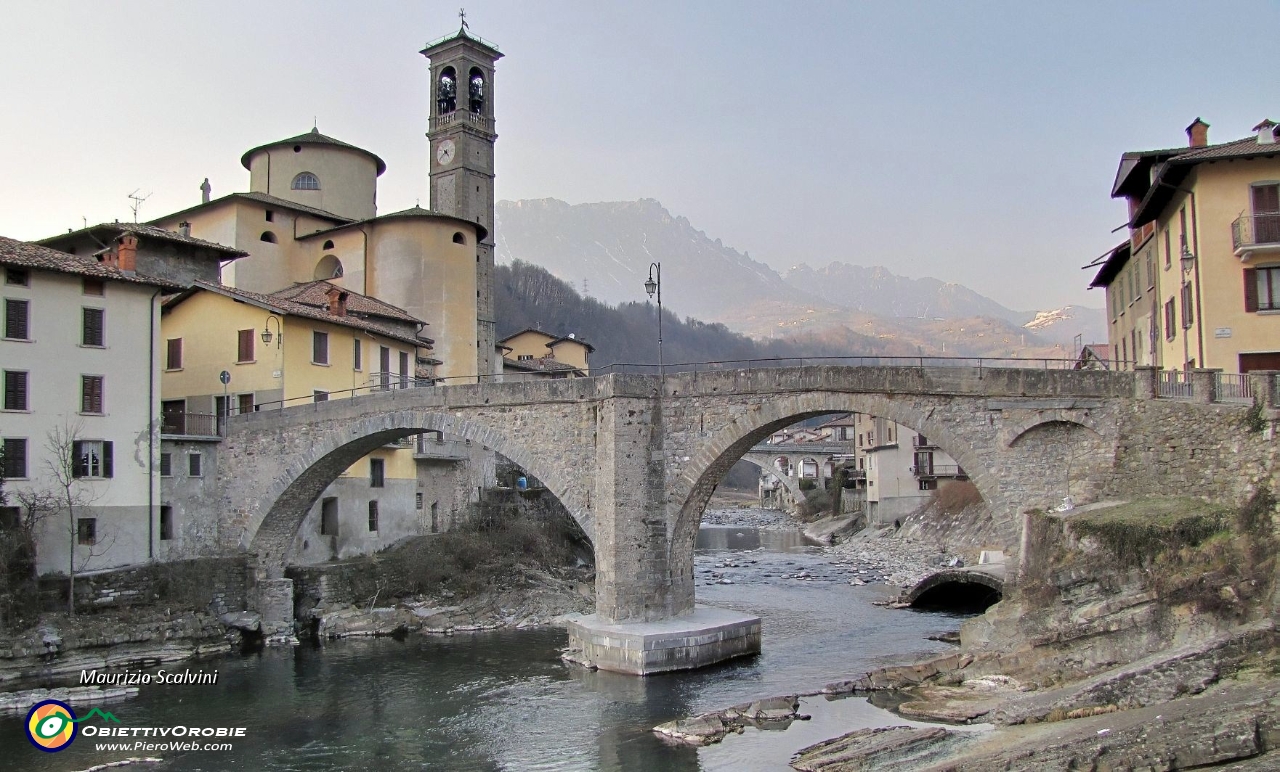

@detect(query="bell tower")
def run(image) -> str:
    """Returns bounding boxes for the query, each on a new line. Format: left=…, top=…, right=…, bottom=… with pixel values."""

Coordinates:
left=421, top=15, right=502, bottom=379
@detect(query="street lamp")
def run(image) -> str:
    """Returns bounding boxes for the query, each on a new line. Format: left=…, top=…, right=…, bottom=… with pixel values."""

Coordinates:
left=260, top=315, right=283, bottom=347
left=644, top=262, right=663, bottom=381
left=1180, top=244, right=1196, bottom=274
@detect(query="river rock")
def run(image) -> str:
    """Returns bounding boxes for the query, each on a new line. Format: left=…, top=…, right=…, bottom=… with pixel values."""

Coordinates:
left=219, top=611, right=261, bottom=632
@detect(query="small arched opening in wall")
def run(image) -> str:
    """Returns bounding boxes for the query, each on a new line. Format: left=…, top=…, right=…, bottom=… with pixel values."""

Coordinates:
left=667, top=395, right=1000, bottom=617
left=245, top=411, right=595, bottom=576
left=1007, top=418, right=1109, bottom=508
left=452, top=232, right=466, bottom=245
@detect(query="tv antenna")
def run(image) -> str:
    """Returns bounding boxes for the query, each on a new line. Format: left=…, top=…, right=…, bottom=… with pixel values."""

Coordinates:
left=127, top=189, right=152, bottom=222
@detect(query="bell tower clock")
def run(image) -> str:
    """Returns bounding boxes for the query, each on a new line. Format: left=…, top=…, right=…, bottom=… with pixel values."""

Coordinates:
left=421, top=16, right=503, bottom=380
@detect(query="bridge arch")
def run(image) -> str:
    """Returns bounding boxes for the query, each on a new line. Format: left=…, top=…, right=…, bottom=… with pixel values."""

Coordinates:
left=666, top=392, right=1003, bottom=615
left=735, top=455, right=805, bottom=506
left=242, top=408, right=594, bottom=574
left=904, top=568, right=1003, bottom=611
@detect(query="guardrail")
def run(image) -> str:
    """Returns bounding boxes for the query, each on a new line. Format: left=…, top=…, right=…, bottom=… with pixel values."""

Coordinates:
left=1215, top=373, right=1254, bottom=404
left=1157, top=370, right=1194, bottom=399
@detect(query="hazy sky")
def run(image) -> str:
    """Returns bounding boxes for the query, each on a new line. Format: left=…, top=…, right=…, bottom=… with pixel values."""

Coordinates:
left=2, top=1, right=1276, bottom=311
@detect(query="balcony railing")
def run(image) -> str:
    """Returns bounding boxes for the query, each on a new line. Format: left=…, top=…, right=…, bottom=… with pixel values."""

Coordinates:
left=428, top=111, right=493, bottom=133
left=1233, top=212, right=1280, bottom=254
left=913, top=464, right=966, bottom=478
left=161, top=412, right=224, bottom=438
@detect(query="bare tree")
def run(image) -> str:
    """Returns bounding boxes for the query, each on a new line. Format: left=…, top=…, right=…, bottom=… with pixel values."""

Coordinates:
left=29, top=423, right=116, bottom=616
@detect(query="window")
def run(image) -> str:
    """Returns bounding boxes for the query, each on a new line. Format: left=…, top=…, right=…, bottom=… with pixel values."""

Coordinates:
left=416, top=492, right=424, bottom=510
left=82, top=278, right=104, bottom=296
left=1245, top=266, right=1280, bottom=312
left=399, top=351, right=409, bottom=388
left=320, top=498, right=338, bottom=536
left=1164, top=228, right=1172, bottom=270
left=312, top=331, right=329, bottom=364
left=314, top=255, right=343, bottom=279
left=166, top=338, right=182, bottom=370
left=4, top=298, right=29, bottom=339
left=159, top=506, right=173, bottom=541
left=77, top=517, right=97, bottom=545
left=80, top=375, right=104, bottom=414
left=919, top=479, right=938, bottom=491
left=1, top=437, right=27, bottom=478
left=430, top=502, right=439, bottom=533
left=237, top=329, right=254, bottom=362
left=353, top=339, right=362, bottom=371
left=4, top=268, right=29, bottom=286
left=1165, top=299, right=1176, bottom=340
left=188, top=452, right=202, bottom=477
left=1146, top=253, right=1155, bottom=290
left=1131, top=268, right=1141, bottom=303
left=1181, top=282, right=1194, bottom=329
left=259, top=231, right=277, bottom=244
left=370, top=458, right=385, bottom=488
left=313, top=390, right=329, bottom=403
left=292, top=172, right=321, bottom=190
left=322, top=240, right=335, bottom=250
left=368, top=501, right=379, bottom=532
left=160, top=452, right=172, bottom=477
left=452, top=232, right=465, bottom=244
left=3, top=370, right=28, bottom=410
left=517, top=354, right=533, bottom=361
left=82, top=308, right=104, bottom=347
left=72, top=440, right=112, bottom=478
left=264, top=210, right=275, bottom=223
left=237, top=393, right=254, bottom=415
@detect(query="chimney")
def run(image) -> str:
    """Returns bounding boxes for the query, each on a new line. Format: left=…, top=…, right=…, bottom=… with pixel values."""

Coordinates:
left=325, top=286, right=348, bottom=316
left=178, top=221, right=191, bottom=237
left=1186, top=117, right=1210, bottom=148
left=200, top=178, right=211, bottom=204
left=1255, top=119, right=1277, bottom=146
left=116, top=234, right=138, bottom=274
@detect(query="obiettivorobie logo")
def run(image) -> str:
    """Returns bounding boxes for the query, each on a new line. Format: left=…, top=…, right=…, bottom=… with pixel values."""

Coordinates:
left=24, top=700, right=120, bottom=753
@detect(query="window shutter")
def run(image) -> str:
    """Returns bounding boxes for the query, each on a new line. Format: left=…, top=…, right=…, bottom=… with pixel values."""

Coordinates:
left=83, top=308, right=104, bottom=346
left=5, top=299, right=28, bottom=340
left=72, top=440, right=87, bottom=478
left=4, top=371, right=27, bottom=411
left=103, top=441, right=113, bottom=478
left=167, top=338, right=182, bottom=369
left=238, top=329, right=254, bottom=362
left=1245, top=268, right=1259, bottom=312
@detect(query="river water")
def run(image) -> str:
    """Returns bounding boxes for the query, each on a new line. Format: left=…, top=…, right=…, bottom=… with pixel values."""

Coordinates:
left=3, top=524, right=971, bottom=772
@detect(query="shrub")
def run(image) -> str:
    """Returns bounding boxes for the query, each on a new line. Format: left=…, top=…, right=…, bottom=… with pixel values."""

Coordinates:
left=931, top=481, right=982, bottom=513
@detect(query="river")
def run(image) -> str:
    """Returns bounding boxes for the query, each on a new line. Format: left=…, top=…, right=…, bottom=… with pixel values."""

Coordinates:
left=2, top=523, right=972, bottom=772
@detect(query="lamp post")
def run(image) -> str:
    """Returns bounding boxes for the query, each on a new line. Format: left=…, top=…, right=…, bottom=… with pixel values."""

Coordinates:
left=260, top=315, right=283, bottom=347
left=644, top=262, right=663, bottom=382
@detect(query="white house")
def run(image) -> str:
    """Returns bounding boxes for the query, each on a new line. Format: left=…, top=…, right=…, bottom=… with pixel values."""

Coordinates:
left=1, top=235, right=180, bottom=576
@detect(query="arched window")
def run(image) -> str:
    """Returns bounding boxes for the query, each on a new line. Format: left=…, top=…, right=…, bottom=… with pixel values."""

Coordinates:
left=452, top=232, right=466, bottom=245
left=322, top=240, right=335, bottom=250
left=260, top=231, right=277, bottom=244
left=468, top=68, right=485, bottom=114
left=292, top=172, right=320, bottom=191
left=314, top=255, right=343, bottom=280
left=437, top=67, right=457, bottom=114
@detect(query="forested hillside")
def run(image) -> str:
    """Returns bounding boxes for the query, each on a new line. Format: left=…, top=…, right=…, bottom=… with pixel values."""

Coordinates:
left=495, top=260, right=903, bottom=369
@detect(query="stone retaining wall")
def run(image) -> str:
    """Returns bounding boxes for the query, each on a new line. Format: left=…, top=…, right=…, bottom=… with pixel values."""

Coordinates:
left=37, top=556, right=249, bottom=616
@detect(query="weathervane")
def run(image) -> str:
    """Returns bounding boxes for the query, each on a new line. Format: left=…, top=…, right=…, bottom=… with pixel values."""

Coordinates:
left=459, top=7, right=469, bottom=29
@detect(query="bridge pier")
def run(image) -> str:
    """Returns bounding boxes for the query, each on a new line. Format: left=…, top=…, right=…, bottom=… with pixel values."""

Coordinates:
left=566, top=391, right=761, bottom=674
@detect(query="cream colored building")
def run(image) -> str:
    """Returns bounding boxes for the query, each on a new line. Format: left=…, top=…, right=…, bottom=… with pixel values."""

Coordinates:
left=148, top=130, right=488, bottom=383
left=0, top=236, right=180, bottom=576
left=1094, top=117, right=1280, bottom=372
left=495, top=328, right=593, bottom=380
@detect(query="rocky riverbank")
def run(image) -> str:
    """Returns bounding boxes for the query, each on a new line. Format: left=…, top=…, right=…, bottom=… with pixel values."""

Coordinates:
left=701, top=505, right=798, bottom=529
left=667, top=494, right=1280, bottom=769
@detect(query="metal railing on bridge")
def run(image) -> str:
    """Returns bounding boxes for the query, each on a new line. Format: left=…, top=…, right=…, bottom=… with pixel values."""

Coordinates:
left=592, top=355, right=1089, bottom=376
left=1157, top=370, right=1194, bottom=399
left=1215, top=373, right=1254, bottom=404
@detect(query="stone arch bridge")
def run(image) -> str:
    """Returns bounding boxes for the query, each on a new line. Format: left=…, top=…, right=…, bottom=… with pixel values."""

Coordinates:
left=213, top=365, right=1139, bottom=636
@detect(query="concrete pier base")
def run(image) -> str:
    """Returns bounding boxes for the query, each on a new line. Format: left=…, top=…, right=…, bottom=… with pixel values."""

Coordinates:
left=564, top=605, right=761, bottom=675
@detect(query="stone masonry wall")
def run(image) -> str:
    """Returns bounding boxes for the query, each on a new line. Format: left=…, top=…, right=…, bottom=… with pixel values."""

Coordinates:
left=39, top=556, right=248, bottom=616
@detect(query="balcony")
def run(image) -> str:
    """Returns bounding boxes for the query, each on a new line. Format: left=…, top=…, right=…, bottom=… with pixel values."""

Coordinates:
left=160, top=412, right=224, bottom=439
left=429, top=111, right=493, bottom=133
left=1232, top=212, right=1280, bottom=260
left=912, top=464, right=967, bottom=479
left=413, top=436, right=470, bottom=461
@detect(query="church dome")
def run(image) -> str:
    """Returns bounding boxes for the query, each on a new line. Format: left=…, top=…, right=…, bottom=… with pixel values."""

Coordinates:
left=240, top=128, right=387, bottom=175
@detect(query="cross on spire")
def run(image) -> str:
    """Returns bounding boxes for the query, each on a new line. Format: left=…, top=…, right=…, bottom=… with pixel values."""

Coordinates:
left=459, top=7, right=469, bottom=29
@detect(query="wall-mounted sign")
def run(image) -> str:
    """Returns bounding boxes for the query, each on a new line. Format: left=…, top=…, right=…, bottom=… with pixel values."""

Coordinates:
left=1214, top=327, right=1232, bottom=339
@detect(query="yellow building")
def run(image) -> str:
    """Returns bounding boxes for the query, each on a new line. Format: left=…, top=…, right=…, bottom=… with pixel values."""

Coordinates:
left=1093, top=117, right=1280, bottom=373
left=150, top=130, right=488, bottom=382
left=496, top=328, right=593, bottom=379
left=159, top=280, right=434, bottom=562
